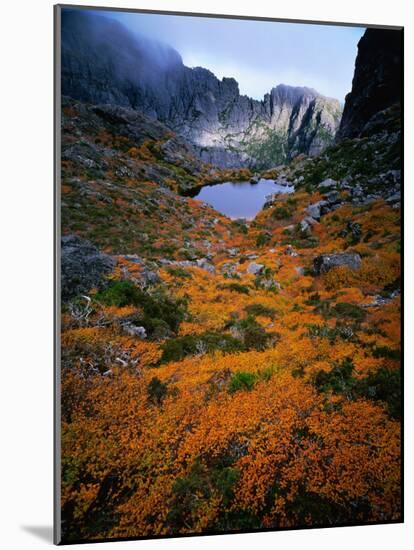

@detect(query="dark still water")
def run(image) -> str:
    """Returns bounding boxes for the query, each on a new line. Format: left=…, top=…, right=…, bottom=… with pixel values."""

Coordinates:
left=193, top=179, right=294, bottom=219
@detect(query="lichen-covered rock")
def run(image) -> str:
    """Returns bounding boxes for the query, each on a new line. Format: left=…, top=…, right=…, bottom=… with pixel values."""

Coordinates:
left=61, top=235, right=115, bottom=300
left=313, top=253, right=362, bottom=275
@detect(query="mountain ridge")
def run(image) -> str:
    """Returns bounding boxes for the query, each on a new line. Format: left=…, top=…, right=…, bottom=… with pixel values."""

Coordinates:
left=61, top=9, right=342, bottom=169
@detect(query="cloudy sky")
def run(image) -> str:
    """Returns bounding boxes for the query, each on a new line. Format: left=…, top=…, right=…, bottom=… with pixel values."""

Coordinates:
left=89, top=9, right=365, bottom=102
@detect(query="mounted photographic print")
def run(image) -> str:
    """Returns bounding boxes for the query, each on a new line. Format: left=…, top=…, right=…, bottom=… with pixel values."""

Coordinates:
left=54, top=4, right=403, bottom=544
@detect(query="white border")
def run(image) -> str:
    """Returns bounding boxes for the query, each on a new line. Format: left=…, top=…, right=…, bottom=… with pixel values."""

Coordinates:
left=1, top=1, right=412, bottom=548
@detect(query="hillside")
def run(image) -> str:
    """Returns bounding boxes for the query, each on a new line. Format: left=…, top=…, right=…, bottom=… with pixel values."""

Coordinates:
left=60, top=101, right=401, bottom=545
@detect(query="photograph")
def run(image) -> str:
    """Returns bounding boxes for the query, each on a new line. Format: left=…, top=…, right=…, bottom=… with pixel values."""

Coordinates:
left=56, top=5, right=403, bottom=544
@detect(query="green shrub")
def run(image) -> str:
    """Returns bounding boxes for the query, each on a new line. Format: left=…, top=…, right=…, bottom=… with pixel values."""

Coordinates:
left=166, top=267, right=192, bottom=279
left=94, top=280, right=141, bottom=307
left=95, top=280, right=187, bottom=335
left=372, top=346, right=401, bottom=360
left=147, top=377, right=168, bottom=405
left=256, top=366, right=276, bottom=382
left=314, top=358, right=355, bottom=397
left=333, top=302, right=366, bottom=321
left=256, top=232, right=271, bottom=247
left=356, top=367, right=401, bottom=419
left=313, top=359, right=401, bottom=419
left=160, top=333, right=243, bottom=364
left=239, top=316, right=269, bottom=350
left=228, top=371, right=257, bottom=393
left=221, top=282, right=250, bottom=295
left=244, top=303, right=276, bottom=319
left=225, top=316, right=269, bottom=351
left=167, top=460, right=240, bottom=532
left=272, top=206, right=290, bottom=220
left=304, top=292, right=322, bottom=306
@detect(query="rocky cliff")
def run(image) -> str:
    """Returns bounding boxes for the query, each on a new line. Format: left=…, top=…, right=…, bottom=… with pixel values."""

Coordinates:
left=337, top=28, right=403, bottom=139
left=61, top=9, right=341, bottom=168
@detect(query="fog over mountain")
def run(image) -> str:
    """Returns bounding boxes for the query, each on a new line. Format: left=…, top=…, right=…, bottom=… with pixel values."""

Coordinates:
left=61, top=9, right=342, bottom=168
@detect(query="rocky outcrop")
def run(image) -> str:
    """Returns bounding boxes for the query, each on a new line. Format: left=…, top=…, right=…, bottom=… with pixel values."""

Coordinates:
left=61, top=235, right=115, bottom=300
left=61, top=9, right=341, bottom=168
left=337, top=28, right=403, bottom=140
left=313, top=253, right=362, bottom=275
left=61, top=97, right=208, bottom=193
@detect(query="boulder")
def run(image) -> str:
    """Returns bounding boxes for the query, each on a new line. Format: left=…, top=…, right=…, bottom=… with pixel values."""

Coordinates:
left=324, top=190, right=341, bottom=204
left=306, top=200, right=328, bottom=221
left=318, top=178, right=337, bottom=190
left=61, top=235, right=115, bottom=301
left=122, top=323, right=147, bottom=339
left=142, top=270, right=161, bottom=286
left=386, top=192, right=401, bottom=204
left=196, top=258, right=216, bottom=274
left=256, top=277, right=281, bottom=291
left=300, top=219, right=312, bottom=235
left=351, top=186, right=364, bottom=198
left=340, top=221, right=362, bottom=242
left=313, top=253, right=362, bottom=275
left=221, top=262, right=239, bottom=277
left=285, top=245, right=298, bottom=257
left=246, top=262, right=265, bottom=275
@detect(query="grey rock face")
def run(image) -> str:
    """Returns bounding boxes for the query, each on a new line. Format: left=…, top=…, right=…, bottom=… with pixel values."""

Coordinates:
left=313, top=253, right=362, bottom=275
left=61, top=10, right=342, bottom=169
left=61, top=235, right=115, bottom=300
left=337, top=28, right=402, bottom=139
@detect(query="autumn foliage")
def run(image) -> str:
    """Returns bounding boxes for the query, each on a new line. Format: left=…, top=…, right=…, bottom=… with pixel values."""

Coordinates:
left=60, top=98, right=401, bottom=542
